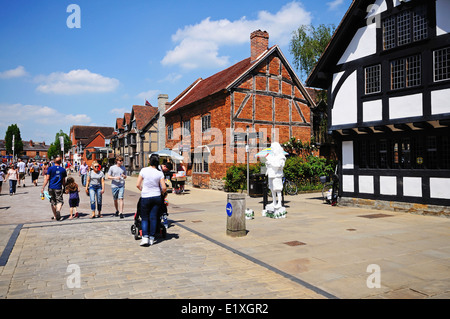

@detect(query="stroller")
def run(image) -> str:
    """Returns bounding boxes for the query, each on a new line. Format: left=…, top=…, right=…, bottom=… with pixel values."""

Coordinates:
left=131, top=197, right=167, bottom=241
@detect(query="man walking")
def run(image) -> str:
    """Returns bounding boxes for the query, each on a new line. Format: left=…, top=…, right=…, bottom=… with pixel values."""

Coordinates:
left=17, top=158, right=26, bottom=187
left=41, top=156, right=67, bottom=221
left=79, top=160, right=88, bottom=187
left=107, top=155, right=127, bottom=218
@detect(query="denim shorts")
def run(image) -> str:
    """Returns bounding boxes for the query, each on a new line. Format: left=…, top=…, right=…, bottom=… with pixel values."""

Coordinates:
left=111, top=186, right=125, bottom=200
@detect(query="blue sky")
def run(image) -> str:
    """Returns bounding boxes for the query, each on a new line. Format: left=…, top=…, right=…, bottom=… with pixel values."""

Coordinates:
left=0, top=0, right=351, bottom=144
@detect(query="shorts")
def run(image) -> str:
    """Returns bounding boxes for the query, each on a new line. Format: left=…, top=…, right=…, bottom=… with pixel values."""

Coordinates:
left=69, top=198, right=79, bottom=208
left=48, top=188, right=64, bottom=206
left=112, top=186, right=125, bottom=200
left=19, top=172, right=25, bottom=180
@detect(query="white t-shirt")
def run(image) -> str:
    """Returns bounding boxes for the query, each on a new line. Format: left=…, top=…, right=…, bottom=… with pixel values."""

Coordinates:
left=139, top=167, right=164, bottom=198
left=17, top=161, right=26, bottom=173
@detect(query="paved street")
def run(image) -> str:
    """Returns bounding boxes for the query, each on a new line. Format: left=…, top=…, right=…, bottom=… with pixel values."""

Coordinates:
left=0, top=172, right=449, bottom=300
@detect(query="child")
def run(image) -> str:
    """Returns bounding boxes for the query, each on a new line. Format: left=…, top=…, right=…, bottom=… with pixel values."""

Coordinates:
left=65, top=177, right=80, bottom=219
left=161, top=191, right=169, bottom=229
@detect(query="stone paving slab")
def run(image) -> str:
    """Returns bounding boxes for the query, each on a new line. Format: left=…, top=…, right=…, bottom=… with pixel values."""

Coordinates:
left=0, top=173, right=449, bottom=300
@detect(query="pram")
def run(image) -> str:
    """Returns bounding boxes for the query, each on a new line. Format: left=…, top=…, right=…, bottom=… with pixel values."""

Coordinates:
left=131, top=197, right=167, bottom=241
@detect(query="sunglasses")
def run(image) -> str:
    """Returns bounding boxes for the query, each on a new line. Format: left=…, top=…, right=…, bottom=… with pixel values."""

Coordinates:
left=94, top=165, right=99, bottom=168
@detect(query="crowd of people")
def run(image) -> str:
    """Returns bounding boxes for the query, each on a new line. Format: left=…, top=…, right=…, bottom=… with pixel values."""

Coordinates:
left=1, top=154, right=177, bottom=247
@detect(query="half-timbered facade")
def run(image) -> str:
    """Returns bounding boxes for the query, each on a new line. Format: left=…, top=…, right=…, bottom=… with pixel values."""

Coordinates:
left=307, top=0, right=450, bottom=214
left=165, top=30, right=315, bottom=189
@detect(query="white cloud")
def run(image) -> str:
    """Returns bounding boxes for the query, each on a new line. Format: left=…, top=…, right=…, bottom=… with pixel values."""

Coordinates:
left=0, top=103, right=91, bottom=127
left=161, top=1, right=311, bottom=70
left=136, top=89, right=159, bottom=101
left=158, top=73, right=183, bottom=83
left=35, top=69, right=120, bottom=95
left=327, top=0, right=344, bottom=11
left=0, top=65, right=28, bottom=79
left=110, top=107, right=129, bottom=116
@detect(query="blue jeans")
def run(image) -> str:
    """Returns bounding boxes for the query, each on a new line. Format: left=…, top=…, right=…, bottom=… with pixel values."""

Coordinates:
left=9, top=180, right=17, bottom=194
left=81, top=174, right=87, bottom=187
left=140, top=196, right=161, bottom=238
left=89, top=185, right=102, bottom=212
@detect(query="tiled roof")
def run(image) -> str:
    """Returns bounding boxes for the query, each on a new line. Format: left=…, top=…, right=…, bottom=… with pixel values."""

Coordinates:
left=165, top=57, right=253, bottom=115
left=131, top=105, right=158, bottom=131
left=71, top=125, right=114, bottom=141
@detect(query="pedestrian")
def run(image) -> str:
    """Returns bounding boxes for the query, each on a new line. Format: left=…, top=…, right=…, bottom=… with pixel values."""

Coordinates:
left=107, top=155, right=127, bottom=219
left=85, top=161, right=105, bottom=218
left=79, top=160, right=89, bottom=187
left=65, top=177, right=80, bottom=219
left=5, top=164, right=18, bottom=195
left=17, top=158, right=26, bottom=187
left=30, top=160, right=41, bottom=186
left=41, top=156, right=67, bottom=221
left=0, top=168, right=5, bottom=195
left=136, top=154, right=167, bottom=246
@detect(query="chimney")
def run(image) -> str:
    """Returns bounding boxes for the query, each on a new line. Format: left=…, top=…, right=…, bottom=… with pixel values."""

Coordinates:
left=250, top=30, right=269, bottom=62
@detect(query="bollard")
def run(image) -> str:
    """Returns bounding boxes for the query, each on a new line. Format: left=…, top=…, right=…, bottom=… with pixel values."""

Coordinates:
left=226, top=193, right=247, bottom=237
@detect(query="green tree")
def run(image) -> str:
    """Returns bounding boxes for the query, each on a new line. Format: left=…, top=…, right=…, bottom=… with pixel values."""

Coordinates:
left=47, top=130, right=72, bottom=159
left=4, top=124, right=23, bottom=156
left=289, top=24, right=336, bottom=80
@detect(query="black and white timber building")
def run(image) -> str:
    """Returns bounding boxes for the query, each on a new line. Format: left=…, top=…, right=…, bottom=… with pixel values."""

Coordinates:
left=307, top=0, right=450, bottom=213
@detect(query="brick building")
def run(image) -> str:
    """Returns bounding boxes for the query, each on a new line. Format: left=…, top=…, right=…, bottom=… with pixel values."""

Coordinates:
left=164, top=30, right=315, bottom=189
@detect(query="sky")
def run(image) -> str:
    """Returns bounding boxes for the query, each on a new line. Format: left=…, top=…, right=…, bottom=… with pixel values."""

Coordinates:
left=0, top=0, right=351, bottom=144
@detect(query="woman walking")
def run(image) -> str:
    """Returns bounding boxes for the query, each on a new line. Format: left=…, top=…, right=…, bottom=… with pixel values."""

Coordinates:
left=136, top=154, right=166, bottom=246
left=5, top=164, right=18, bottom=195
left=85, top=161, right=105, bottom=218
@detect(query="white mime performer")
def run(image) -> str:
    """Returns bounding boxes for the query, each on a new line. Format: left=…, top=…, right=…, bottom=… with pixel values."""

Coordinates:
left=265, top=142, right=286, bottom=209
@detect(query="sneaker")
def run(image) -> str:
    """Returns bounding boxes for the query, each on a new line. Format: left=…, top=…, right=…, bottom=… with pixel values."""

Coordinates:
left=115, top=211, right=119, bottom=216
left=120, top=213, right=124, bottom=219
left=140, top=237, right=149, bottom=247
left=149, top=236, right=155, bottom=246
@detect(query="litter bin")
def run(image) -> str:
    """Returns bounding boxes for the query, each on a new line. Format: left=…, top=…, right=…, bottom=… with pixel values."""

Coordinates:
left=226, top=193, right=246, bottom=237
left=248, top=173, right=265, bottom=197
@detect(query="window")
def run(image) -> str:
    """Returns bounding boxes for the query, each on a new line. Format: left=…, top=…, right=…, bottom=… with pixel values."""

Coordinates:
left=382, top=5, right=428, bottom=50
left=357, top=132, right=450, bottom=170
left=434, top=47, right=450, bottom=82
left=202, top=114, right=211, bottom=132
left=390, top=55, right=421, bottom=90
left=183, top=120, right=191, bottom=136
left=365, top=65, right=381, bottom=94
left=167, top=124, right=173, bottom=140
left=193, top=151, right=209, bottom=173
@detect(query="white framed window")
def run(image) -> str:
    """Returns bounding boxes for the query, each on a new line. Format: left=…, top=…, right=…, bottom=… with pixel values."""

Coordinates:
left=390, top=54, right=421, bottom=90
left=382, top=5, right=428, bottom=50
left=365, top=64, right=381, bottom=94
left=193, top=151, right=209, bottom=173
left=434, top=47, right=450, bottom=82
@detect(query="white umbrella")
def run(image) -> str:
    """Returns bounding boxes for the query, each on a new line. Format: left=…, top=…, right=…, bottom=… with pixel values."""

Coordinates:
left=151, top=149, right=184, bottom=161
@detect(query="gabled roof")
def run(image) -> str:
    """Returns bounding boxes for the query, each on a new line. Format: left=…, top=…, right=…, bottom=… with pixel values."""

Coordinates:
left=84, top=130, right=105, bottom=148
left=130, top=105, right=158, bottom=131
left=306, top=0, right=372, bottom=89
left=122, top=113, right=131, bottom=127
left=116, top=118, right=124, bottom=130
left=71, top=125, right=114, bottom=142
left=165, top=45, right=315, bottom=115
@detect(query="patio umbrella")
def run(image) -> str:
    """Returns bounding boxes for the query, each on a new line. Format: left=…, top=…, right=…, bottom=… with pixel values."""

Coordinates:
left=254, top=147, right=288, bottom=158
left=151, top=149, right=184, bottom=161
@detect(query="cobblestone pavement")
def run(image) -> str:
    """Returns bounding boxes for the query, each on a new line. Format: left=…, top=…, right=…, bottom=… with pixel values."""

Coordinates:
left=0, top=173, right=449, bottom=300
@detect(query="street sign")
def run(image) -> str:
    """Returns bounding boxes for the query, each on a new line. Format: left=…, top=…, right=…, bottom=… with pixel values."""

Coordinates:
left=226, top=202, right=233, bottom=217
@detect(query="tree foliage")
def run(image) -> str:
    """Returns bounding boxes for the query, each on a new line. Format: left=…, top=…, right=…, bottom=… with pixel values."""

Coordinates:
left=47, top=130, right=72, bottom=159
left=4, top=124, right=23, bottom=156
left=289, top=24, right=336, bottom=80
